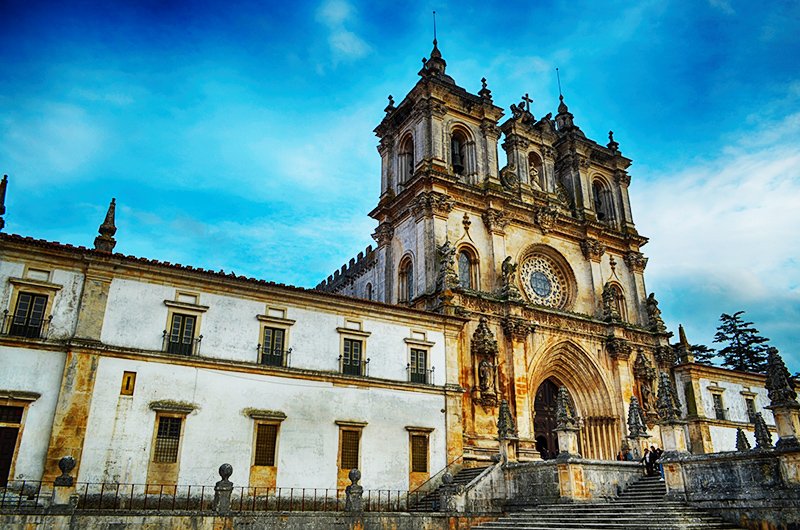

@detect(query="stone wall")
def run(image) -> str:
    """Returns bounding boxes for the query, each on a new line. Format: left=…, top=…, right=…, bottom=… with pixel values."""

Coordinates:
left=663, top=449, right=800, bottom=530
left=0, top=512, right=498, bottom=530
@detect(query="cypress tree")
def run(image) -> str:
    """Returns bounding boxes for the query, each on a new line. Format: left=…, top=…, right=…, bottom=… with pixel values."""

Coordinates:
left=713, top=311, right=770, bottom=373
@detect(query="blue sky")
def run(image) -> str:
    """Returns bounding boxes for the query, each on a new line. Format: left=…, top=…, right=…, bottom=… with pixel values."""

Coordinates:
left=1, top=0, right=798, bottom=371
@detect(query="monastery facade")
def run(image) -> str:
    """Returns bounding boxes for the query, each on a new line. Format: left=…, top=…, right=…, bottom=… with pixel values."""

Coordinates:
left=0, top=42, right=783, bottom=492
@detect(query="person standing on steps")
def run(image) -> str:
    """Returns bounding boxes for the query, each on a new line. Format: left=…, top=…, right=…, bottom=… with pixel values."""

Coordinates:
left=640, top=447, right=653, bottom=476
left=653, top=444, right=665, bottom=480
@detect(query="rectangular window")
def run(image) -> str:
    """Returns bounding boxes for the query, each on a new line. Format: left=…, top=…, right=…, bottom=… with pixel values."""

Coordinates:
left=745, top=398, right=756, bottom=423
left=254, top=424, right=278, bottom=466
left=340, top=430, right=360, bottom=469
left=9, top=292, right=48, bottom=338
left=409, top=348, right=428, bottom=384
left=120, top=372, right=137, bottom=396
left=261, top=327, right=286, bottom=367
left=410, top=434, right=428, bottom=473
left=342, top=338, right=363, bottom=376
left=153, top=417, right=182, bottom=463
left=0, top=406, right=23, bottom=424
left=167, top=313, right=196, bottom=355
left=712, top=394, right=726, bottom=421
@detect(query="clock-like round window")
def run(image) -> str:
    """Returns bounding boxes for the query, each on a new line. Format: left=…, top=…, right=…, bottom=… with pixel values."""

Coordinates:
left=520, top=255, right=567, bottom=308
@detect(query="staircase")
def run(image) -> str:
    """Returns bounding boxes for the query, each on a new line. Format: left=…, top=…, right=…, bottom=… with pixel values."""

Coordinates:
left=473, top=475, right=743, bottom=529
left=409, top=466, right=489, bottom=512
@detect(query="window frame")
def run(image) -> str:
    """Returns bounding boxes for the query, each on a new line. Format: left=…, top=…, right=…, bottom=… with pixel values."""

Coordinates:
left=151, top=415, right=184, bottom=464
left=398, top=256, right=414, bottom=303
left=337, top=322, right=371, bottom=377
left=335, top=420, right=367, bottom=473
left=256, top=307, right=296, bottom=367
left=405, top=426, right=434, bottom=478
left=0, top=392, right=37, bottom=486
left=253, top=422, right=280, bottom=467
left=5, top=272, right=62, bottom=339
left=163, top=293, right=208, bottom=356
left=120, top=371, right=137, bottom=396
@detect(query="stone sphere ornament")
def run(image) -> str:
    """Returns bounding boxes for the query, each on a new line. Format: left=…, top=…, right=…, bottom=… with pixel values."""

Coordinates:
left=218, top=463, right=233, bottom=481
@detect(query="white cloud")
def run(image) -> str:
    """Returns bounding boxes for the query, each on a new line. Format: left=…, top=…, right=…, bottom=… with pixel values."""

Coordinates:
left=315, top=0, right=371, bottom=65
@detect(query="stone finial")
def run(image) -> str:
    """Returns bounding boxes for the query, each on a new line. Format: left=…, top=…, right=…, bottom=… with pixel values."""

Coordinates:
left=627, top=396, right=649, bottom=439
left=384, top=95, right=395, bottom=113
left=478, top=77, right=492, bottom=100
left=0, top=174, right=7, bottom=232
left=497, top=399, right=518, bottom=440
left=656, top=372, right=681, bottom=422
left=607, top=130, right=619, bottom=152
left=753, top=412, right=773, bottom=450
left=54, top=455, right=76, bottom=487
left=93, top=198, right=117, bottom=253
left=675, top=324, right=694, bottom=363
left=735, top=428, right=751, bottom=451
left=438, top=470, right=459, bottom=512
left=765, top=347, right=798, bottom=408
left=556, top=386, right=577, bottom=429
left=345, top=468, right=363, bottom=512
left=213, top=463, right=233, bottom=514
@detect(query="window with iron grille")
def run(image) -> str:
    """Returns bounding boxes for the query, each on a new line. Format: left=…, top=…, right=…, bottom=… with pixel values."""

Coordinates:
left=254, top=423, right=278, bottom=466
left=9, top=292, right=48, bottom=338
left=0, top=406, right=23, bottom=424
left=167, top=313, right=196, bottom=355
left=261, top=327, right=286, bottom=367
left=340, top=430, right=360, bottom=469
left=153, top=416, right=182, bottom=463
left=712, top=393, right=726, bottom=421
left=745, top=398, right=756, bottom=423
left=410, top=348, right=427, bottom=384
left=342, top=338, right=363, bottom=376
left=410, top=434, right=428, bottom=473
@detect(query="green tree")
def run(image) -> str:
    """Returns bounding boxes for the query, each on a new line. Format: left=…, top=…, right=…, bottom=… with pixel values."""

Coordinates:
left=713, top=311, right=770, bottom=373
left=689, top=344, right=717, bottom=365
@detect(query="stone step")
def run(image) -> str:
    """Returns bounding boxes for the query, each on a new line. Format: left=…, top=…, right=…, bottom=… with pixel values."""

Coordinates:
left=489, top=515, right=726, bottom=524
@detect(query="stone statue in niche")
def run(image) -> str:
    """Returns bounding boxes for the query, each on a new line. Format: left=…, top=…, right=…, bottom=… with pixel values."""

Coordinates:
left=478, top=358, right=495, bottom=392
left=500, top=257, right=522, bottom=301
left=646, top=293, right=667, bottom=332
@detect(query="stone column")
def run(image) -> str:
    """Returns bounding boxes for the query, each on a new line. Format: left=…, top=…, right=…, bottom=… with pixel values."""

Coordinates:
left=482, top=208, right=509, bottom=294
left=212, top=464, right=233, bottom=514
left=438, top=471, right=459, bottom=512
left=501, top=316, right=537, bottom=458
left=73, top=267, right=113, bottom=342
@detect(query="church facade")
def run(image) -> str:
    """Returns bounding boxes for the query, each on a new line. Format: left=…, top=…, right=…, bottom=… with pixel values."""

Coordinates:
left=0, top=43, right=783, bottom=493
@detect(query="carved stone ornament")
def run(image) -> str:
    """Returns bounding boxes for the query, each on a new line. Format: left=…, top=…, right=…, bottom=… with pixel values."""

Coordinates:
left=435, top=240, right=459, bottom=292
left=656, top=372, right=681, bottom=422
left=499, top=256, right=523, bottom=302
left=653, top=345, right=676, bottom=369
left=623, top=251, right=648, bottom=272
left=480, top=120, right=500, bottom=139
left=472, top=317, right=499, bottom=406
left=371, top=222, right=394, bottom=247
left=471, top=317, right=498, bottom=359
left=601, top=282, right=621, bottom=322
left=497, top=399, right=518, bottom=440
left=765, top=347, right=799, bottom=408
left=580, top=238, right=606, bottom=261
left=482, top=208, right=510, bottom=234
left=646, top=293, right=667, bottom=333
left=534, top=206, right=559, bottom=234
left=614, top=170, right=631, bottom=187
left=606, top=337, right=632, bottom=360
left=500, top=164, right=520, bottom=192
left=501, top=316, right=533, bottom=340
left=54, top=455, right=76, bottom=487
left=411, top=191, right=454, bottom=220
left=753, top=412, right=773, bottom=450
left=627, top=396, right=649, bottom=439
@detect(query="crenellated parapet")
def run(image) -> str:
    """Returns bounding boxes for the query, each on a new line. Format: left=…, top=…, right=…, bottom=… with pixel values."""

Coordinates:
left=315, top=245, right=377, bottom=293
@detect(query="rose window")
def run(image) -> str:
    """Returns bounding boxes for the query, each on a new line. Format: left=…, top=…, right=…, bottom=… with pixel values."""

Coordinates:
left=520, top=255, right=567, bottom=308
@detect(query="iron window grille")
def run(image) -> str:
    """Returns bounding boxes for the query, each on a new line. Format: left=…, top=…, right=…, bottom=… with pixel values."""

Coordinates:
left=0, top=406, right=24, bottom=424
left=162, top=313, right=202, bottom=356
left=340, top=338, right=369, bottom=376
left=2, top=292, right=52, bottom=339
left=254, top=424, right=278, bottom=467
left=153, top=417, right=182, bottom=463
left=410, top=435, right=428, bottom=473
left=340, top=430, right=360, bottom=469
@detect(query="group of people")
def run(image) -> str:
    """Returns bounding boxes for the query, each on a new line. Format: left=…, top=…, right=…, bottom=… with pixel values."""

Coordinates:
left=616, top=444, right=664, bottom=480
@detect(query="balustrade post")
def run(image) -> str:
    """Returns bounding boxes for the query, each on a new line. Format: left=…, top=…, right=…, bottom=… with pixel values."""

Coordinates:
left=213, top=463, right=233, bottom=514
left=50, top=456, right=78, bottom=511
left=344, top=468, right=363, bottom=512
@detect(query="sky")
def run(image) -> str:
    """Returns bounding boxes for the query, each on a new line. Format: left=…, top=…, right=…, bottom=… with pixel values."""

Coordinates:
left=1, top=0, right=798, bottom=372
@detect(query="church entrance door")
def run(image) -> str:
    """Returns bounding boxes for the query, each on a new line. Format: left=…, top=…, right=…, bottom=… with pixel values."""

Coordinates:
left=533, top=378, right=559, bottom=459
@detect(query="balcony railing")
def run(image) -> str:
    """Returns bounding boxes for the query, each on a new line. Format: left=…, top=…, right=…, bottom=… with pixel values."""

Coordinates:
left=714, top=407, right=728, bottom=421
left=257, top=346, right=292, bottom=367
left=162, top=331, right=203, bottom=356
left=339, top=356, right=369, bottom=377
left=1, top=311, right=52, bottom=340
left=407, top=365, right=435, bottom=385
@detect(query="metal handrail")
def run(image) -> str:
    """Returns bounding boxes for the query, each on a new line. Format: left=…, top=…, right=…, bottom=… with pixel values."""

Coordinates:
left=338, top=355, right=370, bottom=377
left=406, top=365, right=435, bottom=385
left=256, top=345, right=292, bottom=367
left=161, top=331, right=203, bottom=356
left=1, top=311, right=52, bottom=339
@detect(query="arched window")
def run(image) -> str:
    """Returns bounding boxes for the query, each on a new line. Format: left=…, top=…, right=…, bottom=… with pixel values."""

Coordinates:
left=365, top=283, right=373, bottom=301
left=398, top=135, right=414, bottom=184
left=592, top=180, right=614, bottom=223
left=451, top=130, right=468, bottom=176
left=457, top=249, right=478, bottom=290
left=399, top=257, right=414, bottom=302
left=528, top=152, right=544, bottom=189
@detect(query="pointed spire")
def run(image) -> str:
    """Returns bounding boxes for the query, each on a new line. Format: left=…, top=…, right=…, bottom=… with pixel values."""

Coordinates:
left=478, top=77, right=492, bottom=101
left=753, top=412, right=773, bottom=450
left=627, top=396, right=649, bottom=439
left=497, top=399, right=518, bottom=440
left=418, top=11, right=448, bottom=80
left=94, top=198, right=117, bottom=253
left=0, top=174, right=7, bottom=232
left=556, top=386, right=578, bottom=429
left=555, top=94, right=575, bottom=131
left=657, top=372, right=681, bottom=422
left=676, top=324, right=695, bottom=363
left=735, top=428, right=751, bottom=451
left=679, top=324, right=690, bottom=349
left=765, top=347, right=798, bottom=408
